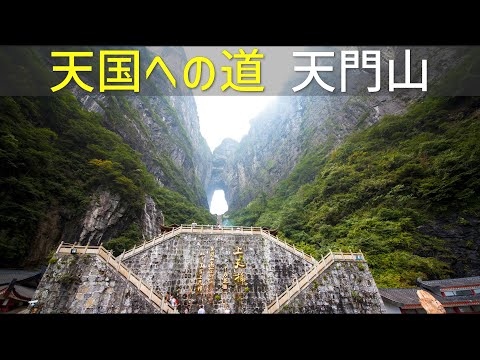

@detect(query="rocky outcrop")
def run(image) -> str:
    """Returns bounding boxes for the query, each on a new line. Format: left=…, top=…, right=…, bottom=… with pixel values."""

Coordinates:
left=418, top=215, right=480, bottom=277
left=77, top=190, right=164, bottom=246
left=142, top=196, right=164, bottom=240
left=78, top=190, right=128, bottom=245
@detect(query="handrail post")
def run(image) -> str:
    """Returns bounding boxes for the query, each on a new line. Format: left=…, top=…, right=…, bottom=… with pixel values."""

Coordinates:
left=322, top=254, right=326, bottom=268
left=295, top=277, right=300, bottom=292
left=143, top=239, right=147, bottom=250
left=132, top=243, right=136, bottom=256
left=84, top=240, right=90, bottom=254
left=106, top=249, right=112, bottom=265
left=276, top=294, right=279, bottom=312
left=56, top=241, right=64, bottom=254
left=117, top=250, right=124, bottom=271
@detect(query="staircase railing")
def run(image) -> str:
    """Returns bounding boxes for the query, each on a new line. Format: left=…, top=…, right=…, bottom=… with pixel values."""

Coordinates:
left=260, top=230, right=317, bottom=265
left=263, top=250, right=365, bottom=314
left=56, top=242, right=177, bottom=314
left=54, top=227, right=363, bottom=315
left=121, top=225, right=317, bottom=265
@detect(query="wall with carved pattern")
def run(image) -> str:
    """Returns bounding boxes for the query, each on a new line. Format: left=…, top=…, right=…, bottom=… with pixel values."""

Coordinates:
left=123, top=233, right=313, bottom=313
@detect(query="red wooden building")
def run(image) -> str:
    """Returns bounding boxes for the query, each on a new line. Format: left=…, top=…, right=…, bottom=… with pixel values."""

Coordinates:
left=0, top=269, right=43, bottom=313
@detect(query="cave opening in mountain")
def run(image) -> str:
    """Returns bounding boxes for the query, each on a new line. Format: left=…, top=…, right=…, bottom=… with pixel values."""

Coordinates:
left=210, top=190, right=228, bottom=216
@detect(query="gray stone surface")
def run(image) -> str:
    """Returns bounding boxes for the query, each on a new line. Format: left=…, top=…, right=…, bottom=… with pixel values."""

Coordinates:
left=123, top=233, right=313, bottom=313
left=33, top=234, right=386, bottom=314
left=278, top=261, right=386, bottom=314
left=33, top=254, right=159, bottom=314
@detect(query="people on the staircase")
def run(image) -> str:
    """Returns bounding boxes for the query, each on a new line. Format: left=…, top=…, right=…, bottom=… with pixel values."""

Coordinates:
left=198, top=304, right=205, bottom=314
left=170, top=295, right=177, bottom=308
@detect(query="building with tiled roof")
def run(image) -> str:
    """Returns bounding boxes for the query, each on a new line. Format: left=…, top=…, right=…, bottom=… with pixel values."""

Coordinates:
left=379, top=276, right=480, bottom=314
left=0, top=268, right=44, bottom=313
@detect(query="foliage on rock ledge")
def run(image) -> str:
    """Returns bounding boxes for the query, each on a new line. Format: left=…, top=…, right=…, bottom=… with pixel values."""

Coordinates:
left=0, top=94, right=213, bottom=266
left=230, top=97, right=480, bottom=287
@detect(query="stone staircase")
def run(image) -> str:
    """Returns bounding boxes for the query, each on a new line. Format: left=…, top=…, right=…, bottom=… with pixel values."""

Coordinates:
left=55, top=242, right=177, bottom=314
left=55, top=225, right=364, bottom=314
left=263, top=250, right=366, bottom=313
left=120, top=225, right=318, bottom=265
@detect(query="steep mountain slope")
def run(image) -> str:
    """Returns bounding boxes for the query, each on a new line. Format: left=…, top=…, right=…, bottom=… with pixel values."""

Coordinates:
left=209, top=47, right=476, bottom=210
left=0, top=47, right=215, bottom=267
left=41, top=46, right=213, bottom=207
left=230, top=97, right=480, bottom=287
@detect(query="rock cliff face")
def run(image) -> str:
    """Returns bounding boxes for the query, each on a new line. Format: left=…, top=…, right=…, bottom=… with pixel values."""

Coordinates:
left=209, top=47, right=470, bottom=210
left=418, top=215, right=480, bottom=277
left=71, top=82, right=212, bottom=207
left=210, top=95, right=408, bottom=210
left=8, top=47, right=214, bottom=266
left=76, top=190, right=164, bottom=245
left=207, top=138, right=239, bottom=207
left=64, top=47, right=212, bottom=244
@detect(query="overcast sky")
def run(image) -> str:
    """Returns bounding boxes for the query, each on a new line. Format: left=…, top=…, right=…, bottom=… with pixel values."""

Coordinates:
left=195, top=96, right=276, bottom=151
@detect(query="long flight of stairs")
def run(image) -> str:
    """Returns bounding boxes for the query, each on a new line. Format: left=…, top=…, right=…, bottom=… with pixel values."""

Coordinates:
left=54, top=225, right=365, bottom=314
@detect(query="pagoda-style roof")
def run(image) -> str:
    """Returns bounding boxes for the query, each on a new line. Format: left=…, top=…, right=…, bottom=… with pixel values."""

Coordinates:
left=0, top=283, right=35, bottom=301
left=419, top=276, right=480, bottom=289
left=0, top=268, right=44, bottom=303
left=379, top=288, right=480, bottom=308
left=0, top=269, right=42, bottom=286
